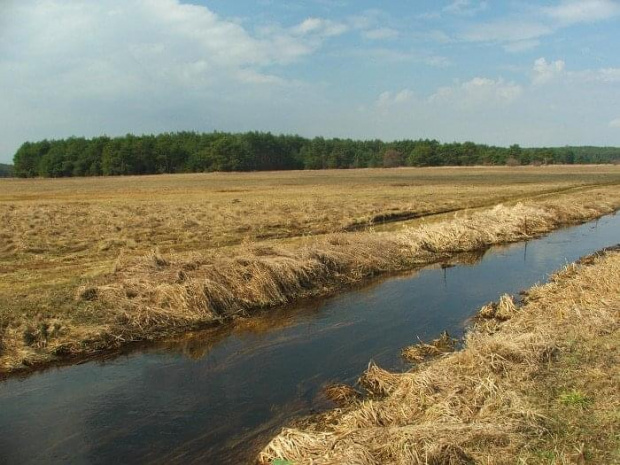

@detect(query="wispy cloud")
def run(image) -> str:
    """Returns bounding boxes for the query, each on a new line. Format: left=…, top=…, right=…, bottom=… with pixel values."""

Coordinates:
left=609, top=118, right=620, bottom=128
left=458, top=0, right=620, bottom=52
left=344, top=47, right=451, bottom=68
left=430, top=77, right=523, bottom=108
left=443, top=0, right=488, bottom=16
left=503, top=39, right=541, bottom=53
left=376, top=89, right=416, bottom=111
left=362, top=27, right=399, bottom=40
left=461, top=20, right=553, bottom=43
left=292, top=17, right=349, bottom=37
left=543, top=0, right=620, bottom=25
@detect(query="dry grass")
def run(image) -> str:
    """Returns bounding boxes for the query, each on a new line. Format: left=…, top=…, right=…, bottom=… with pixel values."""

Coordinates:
left=1, top=166, right=620, bottom=374
left=401, top=331, right=458, bottom=363
left=258, top=249, right=620, bottom=465
left=323, top=384, right=363, bottom=407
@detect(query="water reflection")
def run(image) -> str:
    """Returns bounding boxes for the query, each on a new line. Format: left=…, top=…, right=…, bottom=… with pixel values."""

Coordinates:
left=0, top=214, right=618, bottom=465
left=160, top=249, right=489, bottom=366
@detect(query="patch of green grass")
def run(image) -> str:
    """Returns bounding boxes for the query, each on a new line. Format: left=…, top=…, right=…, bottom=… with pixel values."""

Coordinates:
left=533, top=449, right=556, bottom=462
left=558, top=389, right=592, bottom=408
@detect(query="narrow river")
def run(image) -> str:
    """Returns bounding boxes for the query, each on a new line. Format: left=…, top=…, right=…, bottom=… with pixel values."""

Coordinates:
left=1, top=213, right=618, bottom=464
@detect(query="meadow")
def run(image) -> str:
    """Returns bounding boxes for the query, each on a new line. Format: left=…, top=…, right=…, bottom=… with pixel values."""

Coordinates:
left=1, top=165, right=620, bottom=373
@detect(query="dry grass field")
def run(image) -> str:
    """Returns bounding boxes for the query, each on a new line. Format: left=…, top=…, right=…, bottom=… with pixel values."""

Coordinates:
left=260, top=248, right=620, bottom=464
left=1, top=166, right=620, bottom=373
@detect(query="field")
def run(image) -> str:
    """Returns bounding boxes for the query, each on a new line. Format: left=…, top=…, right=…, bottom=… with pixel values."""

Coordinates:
left=260, top=247, right=620, bottom=464
left=1, top=165, right=620, bottom=373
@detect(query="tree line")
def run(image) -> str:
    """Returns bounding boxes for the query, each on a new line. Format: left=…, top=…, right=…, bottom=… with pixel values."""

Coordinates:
left=0, top=163, right=14, bottom=178
left=11, top=132, right=620, bottom=178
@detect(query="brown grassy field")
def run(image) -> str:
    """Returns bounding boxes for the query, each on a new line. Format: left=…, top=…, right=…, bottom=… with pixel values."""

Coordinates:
left=1, top=166, right=620, bottom=374
left=260, top=248, right=620, bottom=464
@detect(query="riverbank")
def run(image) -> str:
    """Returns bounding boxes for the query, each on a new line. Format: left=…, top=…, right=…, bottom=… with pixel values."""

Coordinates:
left=1, top=185, right=620, bottom=376
left=259, top=246, right=620, bottom=464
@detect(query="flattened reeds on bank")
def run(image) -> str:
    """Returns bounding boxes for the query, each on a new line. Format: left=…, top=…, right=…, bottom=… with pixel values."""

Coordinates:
left=258, top=249, right=620, bottom=464
left=0, top=196, right=618, bottom=373
left=93, top=200, right=615, bottom=335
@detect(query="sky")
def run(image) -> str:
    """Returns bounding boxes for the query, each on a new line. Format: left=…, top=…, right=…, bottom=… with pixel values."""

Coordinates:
left=1, top=0, right=620, bottom=163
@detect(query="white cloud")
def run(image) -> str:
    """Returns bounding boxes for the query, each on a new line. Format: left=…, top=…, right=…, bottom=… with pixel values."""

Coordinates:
left=417, top=11, right=441, bottom=20
left=348, top=9, right=390, bottom=29
left=3, top=0, right=347, bottom=95
left=462, top=21, right=553, bottom=43
left=503, top=39, right=540, bottom=53
left=609, top=118, right=620, bottom=128
left=425, top=55, right=452, bottom=68
left=362, top=27, right=399, bottom=40
left=292, top=17, right=349, bottom=37
left=347, top=9, right=401, bottom=42
left=577, top=68, right=620, bottom=83
left=3, top=1, right=620, bottom=160
left=376, top=89, right=416, bottom=110
left=345, top=48, right=451, bottom=68
left=443, top=0, right=488, bottom=16
left=532, top=58, right=566, bottom=85
left=459, top=0, right=620, bottom=51
left=392, top=89, right=415, bottom=104
left=430, top=77, right=523, bottom=108
left=531, top=58, right=620, bottom=86
left=369, top=59, right=620, bottom=146
left=0, top=0, right=353, bottom=160
left=543, top=0, right=620, bottom=25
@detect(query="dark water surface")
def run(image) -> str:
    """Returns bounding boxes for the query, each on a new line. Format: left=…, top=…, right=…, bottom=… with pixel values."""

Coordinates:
left=1, top=214, right=618, bottom=464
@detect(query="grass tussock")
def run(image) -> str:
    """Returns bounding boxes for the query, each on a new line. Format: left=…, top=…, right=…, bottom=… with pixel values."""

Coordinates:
left=323, top=384, right=363, bottom=406
left=401, top=331, right=458, bottom=363
left=258, top=249, right=620, bottom=465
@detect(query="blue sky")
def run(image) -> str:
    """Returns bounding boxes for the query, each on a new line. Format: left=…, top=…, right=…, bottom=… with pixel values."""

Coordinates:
left=2, top=0, right=620, bottom=163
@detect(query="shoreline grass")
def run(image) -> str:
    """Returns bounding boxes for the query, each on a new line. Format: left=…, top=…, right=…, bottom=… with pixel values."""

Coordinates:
left=259, top=246, right=620, bottom=464
left=1, top=190, right=619, bottom=375
left=1, top=167, right=620, bottom=376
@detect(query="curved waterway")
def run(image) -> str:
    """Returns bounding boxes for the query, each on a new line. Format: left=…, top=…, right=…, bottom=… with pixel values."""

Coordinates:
left=1, top=214, right=619, bottom=464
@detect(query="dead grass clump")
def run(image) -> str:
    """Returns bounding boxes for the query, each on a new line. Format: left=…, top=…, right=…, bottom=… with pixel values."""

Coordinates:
left=358, top=362, right=405, bottom=397
left=423, top=442, right=476, bottom=465
left=149, top=249, right=170, bottom=268
left=401, top=331, right=458, bottom=362
left=21, top=318, right=63, bottom=349
left=259, top=250, right=620, bottom=464
left=323, top=383, right=362, bottom=406
left=477, top=294, right=518, bottom=321
left=76, top=286, right=98, bottom=302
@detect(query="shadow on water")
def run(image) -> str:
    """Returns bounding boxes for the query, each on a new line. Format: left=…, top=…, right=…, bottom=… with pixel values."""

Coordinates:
left=0, top=213, right=618, bottom=464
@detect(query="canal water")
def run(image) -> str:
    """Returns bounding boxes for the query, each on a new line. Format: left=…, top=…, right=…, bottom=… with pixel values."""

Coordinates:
left=0, top=213, right=618, bottom=464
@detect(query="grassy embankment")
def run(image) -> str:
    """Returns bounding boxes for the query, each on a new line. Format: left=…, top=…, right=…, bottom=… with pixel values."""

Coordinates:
left=260, top=248, right=620, bottom=464
left=1, top=166, right=620, bottom=374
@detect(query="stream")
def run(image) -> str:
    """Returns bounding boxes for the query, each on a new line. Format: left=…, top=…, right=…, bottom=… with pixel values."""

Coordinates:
left=0, top=213, right=618, bottom=464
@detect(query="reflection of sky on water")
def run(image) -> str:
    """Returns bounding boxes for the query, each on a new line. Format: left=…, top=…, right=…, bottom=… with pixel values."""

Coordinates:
left=0, top=213, right=618, bottom=464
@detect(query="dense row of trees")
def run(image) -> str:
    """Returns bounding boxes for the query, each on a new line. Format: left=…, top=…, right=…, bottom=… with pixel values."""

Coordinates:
left=0, top=163, right=13, bottom=178
left=11, top=132, right=620, bottom=178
